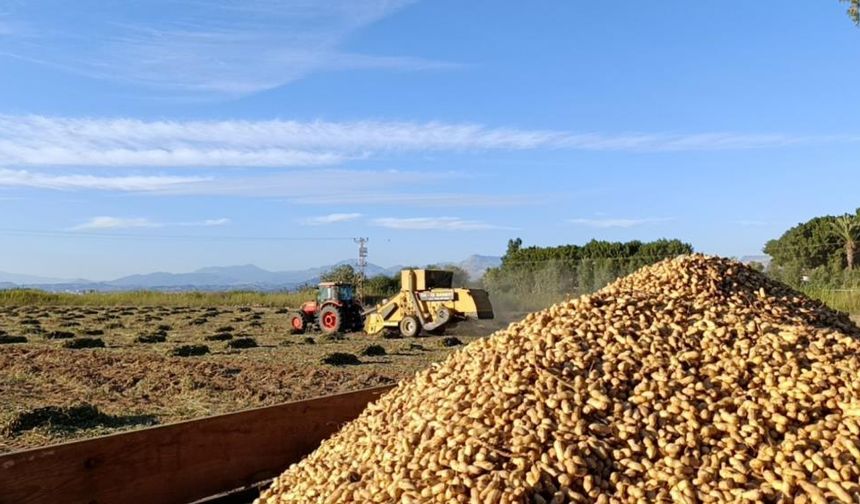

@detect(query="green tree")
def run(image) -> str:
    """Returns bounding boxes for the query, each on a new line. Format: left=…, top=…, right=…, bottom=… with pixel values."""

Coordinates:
left=483, top=238, right=693, bottom=310
left=364, top=274, right=399, bottom=297
left=841, top=0, right=860, bottom=25
left=764, top=216, right=841, bottom=272
left=747, top=261, right=766, bottom=272
left=427, top=264, right=471, bottom=287
left=831, top=213, right=859, bottom=270
left=320, top=264, right=359, bottom=284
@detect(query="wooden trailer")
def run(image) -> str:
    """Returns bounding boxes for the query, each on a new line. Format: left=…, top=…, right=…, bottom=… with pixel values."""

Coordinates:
left=0, top=386, right=394, bottom=504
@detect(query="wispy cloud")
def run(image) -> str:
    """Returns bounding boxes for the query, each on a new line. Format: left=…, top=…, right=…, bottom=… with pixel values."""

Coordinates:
left=0, top=0, right=449, bottom=96
left=70, top=216, right=230, bottom=231
left=300, top=213, right=363, bottom=225
left=0, top=167, right=479, bottom=203
left=1, top=115, right=855, bottom=169
left=568, top=217, right=673, bottom=228
left=286, top=192, right=540, bottom=207
left=0, top=168, right=211, bottom=191
left=194, top=218, right=231, bottom=227
left=71, top=217, right=159, bottom=231
left=372, top=217, right=510, bottom=231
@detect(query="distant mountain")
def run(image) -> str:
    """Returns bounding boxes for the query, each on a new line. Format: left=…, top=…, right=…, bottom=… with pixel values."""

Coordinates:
left=106, top=261, right=396, bottom=290
left=738, top=255, right=771, bottom=266
left=0, top=271, right=87, bottom=285
left=0, top=255, right=499, bottom=292
left=456, top=255, right=502, bottom=280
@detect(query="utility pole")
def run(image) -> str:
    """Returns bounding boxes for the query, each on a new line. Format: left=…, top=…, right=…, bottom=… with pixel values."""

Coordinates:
left=354, top=237, right=369, bottom=303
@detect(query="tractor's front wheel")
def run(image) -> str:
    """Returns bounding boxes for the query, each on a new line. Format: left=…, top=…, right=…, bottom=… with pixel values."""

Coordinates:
left=288, top=312, right=305, bottom=334
left=319, top=306, right=342, bottom=334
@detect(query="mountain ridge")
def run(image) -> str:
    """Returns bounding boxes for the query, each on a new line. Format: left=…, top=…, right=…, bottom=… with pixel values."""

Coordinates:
left=0, top=254, right=501, bottom=292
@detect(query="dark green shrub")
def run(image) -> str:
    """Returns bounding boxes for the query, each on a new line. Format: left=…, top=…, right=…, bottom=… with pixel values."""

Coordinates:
left=170, top=344, right=209, bottom=357
left=361, top=344, right=386, bottom=356
left=46, top=330, right=75, bottom=339
left=135, top=333, right=166, bottom=344
left=226, top=337, right=258, bottom=349
left=204, top=333, right=233, bottom=341
left=63, top=337, right=106, bottom=349
left=321, top=352, right=360, bottom=366
left=440, top=336, right=463, bottom=347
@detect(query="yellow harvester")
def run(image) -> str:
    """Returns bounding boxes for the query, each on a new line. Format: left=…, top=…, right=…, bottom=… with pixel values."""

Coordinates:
left=363, top=268, right=494, bottom=337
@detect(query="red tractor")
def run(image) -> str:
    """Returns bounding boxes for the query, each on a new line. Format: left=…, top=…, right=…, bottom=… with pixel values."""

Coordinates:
left=287, top=282, right=364, bottom=335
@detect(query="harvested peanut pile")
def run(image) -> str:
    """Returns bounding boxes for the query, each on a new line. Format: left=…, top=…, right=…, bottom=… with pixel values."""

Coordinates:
left=257, top=255, right=860, bottom=503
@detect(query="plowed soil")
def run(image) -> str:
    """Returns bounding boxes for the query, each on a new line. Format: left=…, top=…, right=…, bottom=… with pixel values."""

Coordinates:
left=0, top=304, right=503, bottom=453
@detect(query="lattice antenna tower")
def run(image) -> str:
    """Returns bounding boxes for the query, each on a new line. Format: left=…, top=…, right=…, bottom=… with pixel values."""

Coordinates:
left=354, top=237, right=369, bottom=303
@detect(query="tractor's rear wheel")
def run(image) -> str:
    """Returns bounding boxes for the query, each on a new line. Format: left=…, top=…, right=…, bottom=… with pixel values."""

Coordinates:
left=288, top=312, right=305, bottom=334
left=399, top=316, right=420, bottom=338
left=319, top=306, right=342, bottom=334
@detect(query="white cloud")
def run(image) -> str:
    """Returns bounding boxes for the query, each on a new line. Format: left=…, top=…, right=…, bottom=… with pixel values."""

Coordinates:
left=0, top=168, right=210, bottom=191
left=1, top=115, right=850, bottom=169
left=0, top=167, right=485, bottom=203
left=155, top=169, right=456, bottom=197
left=286, top=192, right=538, bottom=207
left=568, top=217, right=673, bottom=228
left=200, top=218, right=231, bottom=227
left=300, top=213, right=363, bottom=225
left=0, top=0, right=448, bottom=96
left=372, top=217, right=509, bottom=231
left=71, top=216, right=231, bottom=231
left=71, top=217, right=159, bottom=231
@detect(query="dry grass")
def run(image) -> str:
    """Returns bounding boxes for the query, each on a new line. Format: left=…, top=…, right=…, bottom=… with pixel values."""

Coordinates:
left=0, top=289, right=315, bottom=307
left=0, top=303, right=501, bottom=453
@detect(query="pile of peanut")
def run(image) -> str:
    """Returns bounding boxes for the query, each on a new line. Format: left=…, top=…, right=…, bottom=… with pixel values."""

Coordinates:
left=257, top=255, right=860, bottom=503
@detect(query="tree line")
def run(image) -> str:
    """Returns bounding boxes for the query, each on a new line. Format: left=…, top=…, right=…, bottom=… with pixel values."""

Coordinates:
left=764, top=208, right=860, bottom=289
left=481, top=238, right=694, bottom=311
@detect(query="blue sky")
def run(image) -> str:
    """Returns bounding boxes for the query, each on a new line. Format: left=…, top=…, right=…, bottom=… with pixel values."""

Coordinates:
left=0, top=1, right=859, bottom=280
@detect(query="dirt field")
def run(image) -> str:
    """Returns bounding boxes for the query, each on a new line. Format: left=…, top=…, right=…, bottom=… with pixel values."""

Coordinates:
left=3, top=304, right=851, bottom=454
left=0, top=304, right=512, bottom=453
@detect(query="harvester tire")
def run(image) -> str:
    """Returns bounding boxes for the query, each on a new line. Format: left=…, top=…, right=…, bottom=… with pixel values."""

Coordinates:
left=399, top=316, right=420, bottom=338
left=288, top=313, right=305, bottom=334
left=319, top=306, right=342, bottom=334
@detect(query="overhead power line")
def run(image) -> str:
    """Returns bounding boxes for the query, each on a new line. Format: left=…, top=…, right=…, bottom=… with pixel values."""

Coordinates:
left=0, top=228, right=356, bottom=242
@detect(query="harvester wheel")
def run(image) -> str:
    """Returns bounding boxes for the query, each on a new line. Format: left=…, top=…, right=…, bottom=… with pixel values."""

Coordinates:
left=319, top=306, right=342, bottom=334
left=399, top=316, right=420, bottom=338
left=288, top=313, right=305, bottom=334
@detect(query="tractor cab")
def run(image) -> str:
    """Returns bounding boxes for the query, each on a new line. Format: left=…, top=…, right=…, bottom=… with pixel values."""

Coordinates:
left=317, top=282, right=355, bottom=305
